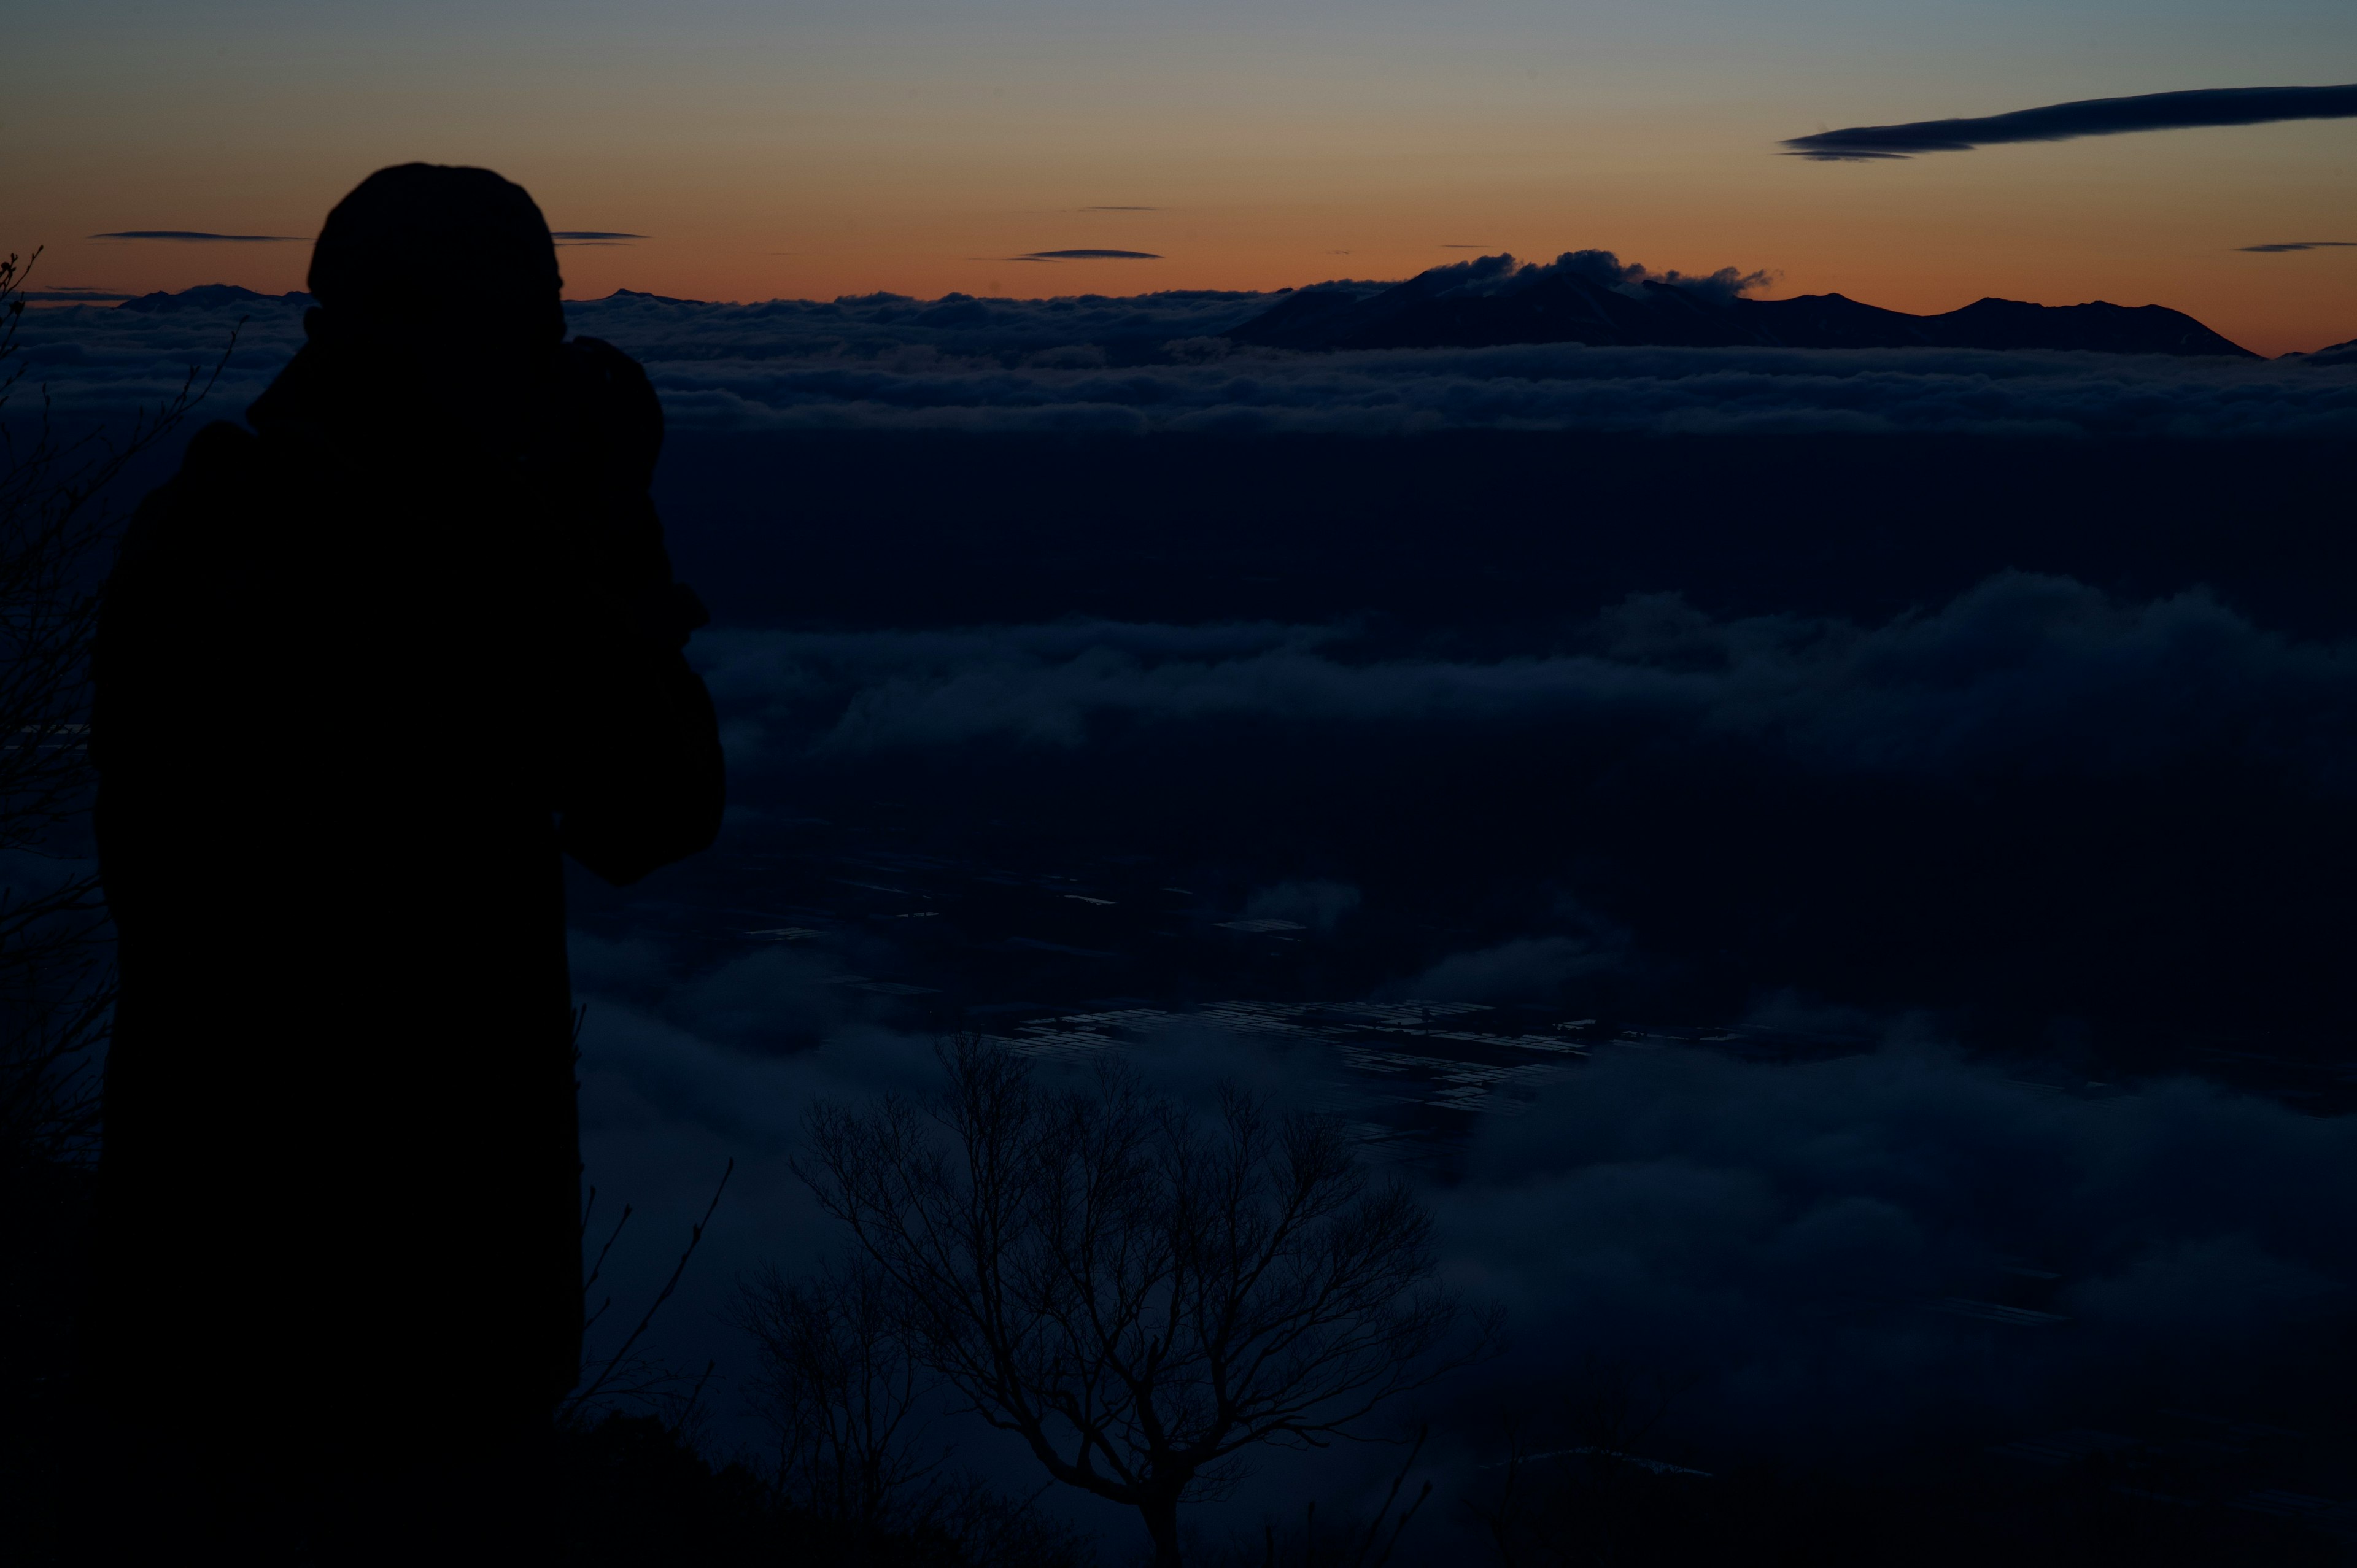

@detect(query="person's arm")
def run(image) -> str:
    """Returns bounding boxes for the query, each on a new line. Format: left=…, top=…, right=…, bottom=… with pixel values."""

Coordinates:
left=549, top=339, right=726, bottom=886
left=555, top=579, right=724, bottom=886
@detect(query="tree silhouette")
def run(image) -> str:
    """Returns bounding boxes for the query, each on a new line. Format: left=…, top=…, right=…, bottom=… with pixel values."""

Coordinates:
left=0, top=249, right=232, bottom=1180
left=737, top=1253, right=943, bottom=1536
left=735, top=1250, right=1093, bottom=1567
left=800, top=1037, right=1485, bottom=1568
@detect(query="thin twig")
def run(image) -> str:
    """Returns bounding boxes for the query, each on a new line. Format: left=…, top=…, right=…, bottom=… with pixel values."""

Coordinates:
left=1348, top=1424, right=1428, bottom=1568
left=569, top=1157, right=734, bottom=1412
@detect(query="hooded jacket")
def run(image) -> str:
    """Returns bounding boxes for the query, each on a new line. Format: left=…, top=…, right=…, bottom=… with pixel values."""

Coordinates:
left=87, top=237, right=722, bottom=1446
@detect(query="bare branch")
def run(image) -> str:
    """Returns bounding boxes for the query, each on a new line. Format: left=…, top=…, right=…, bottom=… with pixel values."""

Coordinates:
left=798, top=1035, right=1490, bottom=1566
left=0, top=247, right=238, bottom=1176
left=565, top=1158, right=733, bottom=1419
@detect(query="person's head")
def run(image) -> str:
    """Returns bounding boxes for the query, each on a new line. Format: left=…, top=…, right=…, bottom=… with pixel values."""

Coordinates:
left=306, top=163, right=564, bottom=364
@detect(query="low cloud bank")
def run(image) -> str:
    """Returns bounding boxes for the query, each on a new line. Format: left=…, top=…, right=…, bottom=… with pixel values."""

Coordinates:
left=18, top=286, right=2357, bottom=438
left=567, top=945, right=2357, bottom=1495
left=688, top=573, right=2357, bottom=1056
left=697, top=574, right=2357, bottom=792
left=1438, top=1038, right=2357, bottom=1456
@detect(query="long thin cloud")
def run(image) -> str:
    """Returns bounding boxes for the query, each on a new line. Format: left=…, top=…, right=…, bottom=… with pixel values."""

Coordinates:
left=2240, top=241, right=2357, bottom=253
left=1020, top=249, right=1162, bottom=260
left=1784, top=83, right=2357, bottom=160
left=90, top=229, right=306, bottom=242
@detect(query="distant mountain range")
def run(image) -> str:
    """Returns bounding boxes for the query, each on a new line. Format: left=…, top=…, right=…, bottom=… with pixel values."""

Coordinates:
left=116, top=284, right=314, bottom=313
left=2290, top=336, right=2357, bottom=366
left=84, top=273, right=2277, bottom=360
left=1227, top=257, right=2258, bottom=358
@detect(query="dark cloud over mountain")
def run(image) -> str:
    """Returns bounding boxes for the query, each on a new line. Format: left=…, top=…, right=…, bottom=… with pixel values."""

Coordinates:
left=1786, top=82, right=2357, bottom=160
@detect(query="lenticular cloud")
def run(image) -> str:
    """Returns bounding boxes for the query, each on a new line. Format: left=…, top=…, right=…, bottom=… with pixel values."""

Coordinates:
left=1785, top=82, right=2357, bottom=160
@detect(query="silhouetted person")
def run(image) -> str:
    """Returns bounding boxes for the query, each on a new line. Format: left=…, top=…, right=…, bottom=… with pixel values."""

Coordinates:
left=82, top=164, right=722, bottom=1558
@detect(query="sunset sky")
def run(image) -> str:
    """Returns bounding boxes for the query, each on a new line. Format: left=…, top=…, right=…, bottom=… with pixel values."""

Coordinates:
left=10, top=0, right=2357, bottom=355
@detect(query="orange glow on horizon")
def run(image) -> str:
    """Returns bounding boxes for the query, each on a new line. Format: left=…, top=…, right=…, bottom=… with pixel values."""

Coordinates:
left=14, top=19, right=2357, bottom=359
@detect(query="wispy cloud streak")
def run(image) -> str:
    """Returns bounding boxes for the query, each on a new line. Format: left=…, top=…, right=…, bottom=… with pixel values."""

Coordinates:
left=1784, top=83, right=2357, bottom=160
left=89, top=229, right=305, bottom=242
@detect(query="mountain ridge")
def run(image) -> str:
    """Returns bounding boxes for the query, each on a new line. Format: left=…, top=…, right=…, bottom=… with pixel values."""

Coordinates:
left=1227, top=254, right=2259, bottom=358
left=84, top=271, right=2270, bottom=360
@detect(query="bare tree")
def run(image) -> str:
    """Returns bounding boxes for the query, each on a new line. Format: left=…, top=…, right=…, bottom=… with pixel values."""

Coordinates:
left=0, top=248, right=233, bottom=1180
left=801, top=1037, right=1488, bottom=1568
left=734, top=1252, right=1095, bottom=1567
left=737, top=1252, right=946, bottom=1537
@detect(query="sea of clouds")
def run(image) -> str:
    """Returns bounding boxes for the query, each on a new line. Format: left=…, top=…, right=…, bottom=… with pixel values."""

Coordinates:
left=19, top=285, right=2357, bottom=438
left=569, top=932, right=2357, bottom=1550
left=553, top=569, right=2357, bottom=1541
left=26, top=279, right=2357, bottom=1551
left=697, top=575, right=2357, bottom=791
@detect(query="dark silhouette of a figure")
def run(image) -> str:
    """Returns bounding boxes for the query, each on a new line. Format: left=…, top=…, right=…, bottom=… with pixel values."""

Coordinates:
left=83, top=165, right=722, bottom=1553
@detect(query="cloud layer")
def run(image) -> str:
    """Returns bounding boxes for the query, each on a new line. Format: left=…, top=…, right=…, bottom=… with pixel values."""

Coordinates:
left=686, top=570, right=2357, bottom=1061
left=697, top=576, right=2357, bottom=792
left=551, top=570, right=2357, bottom=1501
left=564, top=909, right=2357, bottom=1507
left=1435, top=1038, right=2357, bottom=1458
left=19, top=285, right=2357, bottom=438
left=1786, top=82, right=2357, bottom=160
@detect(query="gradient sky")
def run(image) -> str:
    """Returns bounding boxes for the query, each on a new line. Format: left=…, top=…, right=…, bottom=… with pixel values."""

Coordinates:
left=10, top=0, right=2357, bottom=354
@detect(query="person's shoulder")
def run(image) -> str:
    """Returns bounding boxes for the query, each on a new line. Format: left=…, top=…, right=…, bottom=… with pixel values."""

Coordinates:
left=565, top=334, right=649, bottom=379
left=168, top=417, right=301, bottom=499
left=176, top=419, right=268, bottom=489
left=122, top=420, right=246, bottom=528
left=118, top=419, right=293, bottom=569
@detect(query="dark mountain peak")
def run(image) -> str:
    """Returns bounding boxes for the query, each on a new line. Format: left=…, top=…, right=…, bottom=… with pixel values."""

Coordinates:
left=1925, top=296, right=2253, bottom=356
left=1227, top=261, right=2256, bottom=358
left=116, top=284, right=313, bottom=314
left=2289, top=335, right=2357, bottom=366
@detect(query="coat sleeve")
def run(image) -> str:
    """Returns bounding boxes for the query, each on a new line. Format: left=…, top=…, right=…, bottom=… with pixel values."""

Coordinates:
left=555, top=608, right=726, bottom=887
left=551, top=339, right=726, bottom=886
